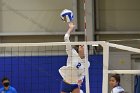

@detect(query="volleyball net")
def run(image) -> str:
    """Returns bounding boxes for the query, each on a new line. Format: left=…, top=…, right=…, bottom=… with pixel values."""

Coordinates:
left=0, top=41, right=139, bottom=93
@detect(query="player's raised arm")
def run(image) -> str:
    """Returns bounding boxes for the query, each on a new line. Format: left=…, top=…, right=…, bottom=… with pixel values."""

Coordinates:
left=64, top=22, right=75, bottom=61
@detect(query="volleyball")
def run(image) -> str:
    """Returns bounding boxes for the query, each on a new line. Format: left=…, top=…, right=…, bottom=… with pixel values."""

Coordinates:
left=60, top=9, right=74, bottom=22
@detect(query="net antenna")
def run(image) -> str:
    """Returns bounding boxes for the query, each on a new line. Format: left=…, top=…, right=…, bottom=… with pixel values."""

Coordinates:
left=83, top=0, right=91, bottom=93
left=83, top=0, right=87, bottom=41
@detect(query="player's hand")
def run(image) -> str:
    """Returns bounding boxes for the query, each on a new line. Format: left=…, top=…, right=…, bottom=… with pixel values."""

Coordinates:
left=77, top=80, right=83, bottom=86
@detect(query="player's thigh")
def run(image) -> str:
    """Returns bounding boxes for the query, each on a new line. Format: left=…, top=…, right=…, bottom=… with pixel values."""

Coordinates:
left=72, top=87, right=80, bottom=93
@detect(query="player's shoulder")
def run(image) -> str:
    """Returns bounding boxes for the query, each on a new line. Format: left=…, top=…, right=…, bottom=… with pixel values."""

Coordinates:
left=112, top=86, right=124, bottom=93
left=72, top=48, right=79, bottom=55
left=0, top=87, right=4, bottom=92
left=9, top=86, right=17, bottom=92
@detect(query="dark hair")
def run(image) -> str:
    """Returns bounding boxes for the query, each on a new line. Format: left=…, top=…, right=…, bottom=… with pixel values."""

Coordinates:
left=2, top=77, right=9, bottom=83
left=73, top=45, right=79, bottom=53
left=111, top=74, right=120, bottom=86
left=73, top=45, right=90, bottom=53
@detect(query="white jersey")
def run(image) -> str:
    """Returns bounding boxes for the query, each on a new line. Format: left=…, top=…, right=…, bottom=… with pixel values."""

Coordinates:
left=111, top=86, right=124, bottom=93
left=59, top=33, right=90, bottom=84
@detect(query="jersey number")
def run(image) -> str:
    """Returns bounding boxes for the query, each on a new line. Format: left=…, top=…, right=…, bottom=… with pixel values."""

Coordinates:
left=76, top=63, right=81, bottom=69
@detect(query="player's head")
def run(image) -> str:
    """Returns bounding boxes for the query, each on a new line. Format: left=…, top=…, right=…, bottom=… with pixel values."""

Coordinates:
left=73, top=45, right=89, bottom=59
left=2, top=77, right=10, bottom=88
left=109, top=74, right=120, bottom=88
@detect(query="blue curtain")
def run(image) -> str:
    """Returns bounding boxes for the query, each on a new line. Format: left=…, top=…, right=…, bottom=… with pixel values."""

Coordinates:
left=135, top=75, right=140, bottom=93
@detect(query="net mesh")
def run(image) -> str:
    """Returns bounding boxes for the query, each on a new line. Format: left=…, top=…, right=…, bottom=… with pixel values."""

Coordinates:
left=0, top=42, right=103, bottom=93
left=0, top=46, right=65, bottom=93
left=0, top=41, right=139, bottom=93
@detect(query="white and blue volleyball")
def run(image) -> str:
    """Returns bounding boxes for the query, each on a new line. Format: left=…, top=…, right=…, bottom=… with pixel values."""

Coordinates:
left=60, top=9, right=74, bottom=22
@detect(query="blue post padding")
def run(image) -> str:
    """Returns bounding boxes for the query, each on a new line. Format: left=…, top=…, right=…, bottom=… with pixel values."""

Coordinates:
left=135, top=75, right=140, bottom=93
left=0, top=55, right=103, bottom=93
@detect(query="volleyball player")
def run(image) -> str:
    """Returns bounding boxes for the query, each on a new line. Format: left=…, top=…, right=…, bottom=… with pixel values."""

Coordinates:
left=109, top=74, right=125, bottom=93
left=59, top=22, right=90, bottom=93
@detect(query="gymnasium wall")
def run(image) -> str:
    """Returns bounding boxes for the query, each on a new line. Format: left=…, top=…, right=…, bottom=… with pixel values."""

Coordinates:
left=109, top=52, right=132, bottom=93
left=97, top=0, right=140, bottom=31
left=0, top=0, right=73, bottom=33
left=109, top=52, right=140, bottom=93
left=97, top=0, right=140, bottom=49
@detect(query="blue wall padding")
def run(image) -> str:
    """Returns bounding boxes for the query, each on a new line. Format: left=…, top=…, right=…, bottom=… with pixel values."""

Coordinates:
left=0, top=55, right=103, bottom=93
left=135, top=75, right=140, bottom=93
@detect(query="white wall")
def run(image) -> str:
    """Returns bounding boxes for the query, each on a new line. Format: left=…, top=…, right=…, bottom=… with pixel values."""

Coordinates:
left=109, top=52, right=132, bottom=93
left=133, top=60, right=140, bottom=70
left=0, top=0, right=73, bottom=32
left=98, top=0, right=140, bottom=31
left=132, top=55, right=140, bottom=70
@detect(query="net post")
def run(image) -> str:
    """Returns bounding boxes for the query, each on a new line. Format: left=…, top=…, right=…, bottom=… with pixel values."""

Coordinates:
left=101, top=42, right=109, bottom=93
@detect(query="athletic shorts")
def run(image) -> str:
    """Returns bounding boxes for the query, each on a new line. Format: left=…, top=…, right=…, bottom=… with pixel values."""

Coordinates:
left=60, top=80, right=79, bottom=92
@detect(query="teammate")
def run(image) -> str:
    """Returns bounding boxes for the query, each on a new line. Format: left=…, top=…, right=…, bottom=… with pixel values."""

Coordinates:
left=109, top=74, right=125, bottom=93
left=59, top=22, right=90, bottom=93
left=0, top=77, right=17, bottom=93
